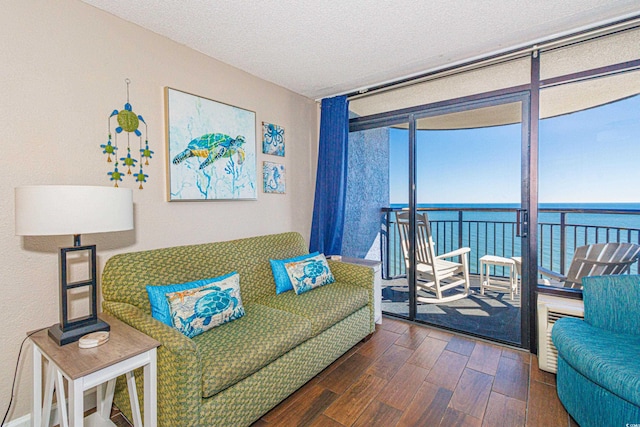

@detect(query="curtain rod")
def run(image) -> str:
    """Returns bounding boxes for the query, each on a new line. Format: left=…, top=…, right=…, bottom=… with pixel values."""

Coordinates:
left=325, top=13, right=640, bottom=102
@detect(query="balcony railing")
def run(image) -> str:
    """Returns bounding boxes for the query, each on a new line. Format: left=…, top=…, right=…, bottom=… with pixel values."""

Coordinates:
left=381, top=207, right=640, bottom=280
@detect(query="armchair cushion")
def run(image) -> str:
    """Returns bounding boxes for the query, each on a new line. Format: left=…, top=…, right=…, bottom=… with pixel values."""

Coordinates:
left=552, top=317, right=640, bottom=407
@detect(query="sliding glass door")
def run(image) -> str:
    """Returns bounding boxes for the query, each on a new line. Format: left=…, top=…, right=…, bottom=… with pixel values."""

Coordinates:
left=410, top=94, right=530, bottom=346
left=352, top=92, right=533, bottom=348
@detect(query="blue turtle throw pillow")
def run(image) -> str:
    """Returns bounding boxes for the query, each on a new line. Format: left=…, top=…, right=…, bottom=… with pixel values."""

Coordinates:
left=165, top=272, right=245, bottom=339
left=146, top=271, right=237, bottom=326
left=270, top=251, right=319, bottom=294
left=284, top=253, right=335, bottom=295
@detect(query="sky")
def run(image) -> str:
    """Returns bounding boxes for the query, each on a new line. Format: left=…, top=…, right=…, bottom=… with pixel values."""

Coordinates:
left=388, top=94, right=640, bottom=205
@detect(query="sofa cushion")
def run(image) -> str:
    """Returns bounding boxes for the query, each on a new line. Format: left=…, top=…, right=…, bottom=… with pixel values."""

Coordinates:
left=166, top=274, right=245, bottom=338
left=193, top=303, right=312, bottom=398
left=146, top=272, right=237, bottom=326
left=285, top=253, right=335, bottom=295
left=257, top=282, right=369, bottom=336
left=270, top=251, right=319, bottom=294
left=552, top=317, right=640, bottom=407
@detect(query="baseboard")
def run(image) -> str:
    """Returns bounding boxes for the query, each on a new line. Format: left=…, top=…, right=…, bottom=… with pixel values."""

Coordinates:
left=3, top=390, right=96, bottom=427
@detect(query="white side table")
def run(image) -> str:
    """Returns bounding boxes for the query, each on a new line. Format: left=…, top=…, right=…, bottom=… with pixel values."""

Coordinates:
left=338, top=257, right=382, bottom=324
left=479, top=255, right=519, bottom=300
left=30, top=313, right=160, bottom=427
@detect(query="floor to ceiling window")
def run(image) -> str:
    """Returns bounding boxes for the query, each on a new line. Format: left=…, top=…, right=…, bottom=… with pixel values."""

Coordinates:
left=344, top=21, right=640, bottom=350
left=537, top=27, right=640, bottom=283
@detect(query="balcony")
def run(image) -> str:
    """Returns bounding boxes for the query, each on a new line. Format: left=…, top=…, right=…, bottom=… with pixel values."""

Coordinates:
left=378, top=206, right=640, bottom=344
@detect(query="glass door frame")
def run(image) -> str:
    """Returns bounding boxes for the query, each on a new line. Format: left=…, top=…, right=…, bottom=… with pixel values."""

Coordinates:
left=351, top=86, right=537, bottom=350
left=410, top=92, right=532, bottom=348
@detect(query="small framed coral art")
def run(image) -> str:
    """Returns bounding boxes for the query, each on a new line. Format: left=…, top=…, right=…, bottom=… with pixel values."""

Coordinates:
left=263, top=162, right=285, bottom=194
left=262, top=122, right=285, bottom=156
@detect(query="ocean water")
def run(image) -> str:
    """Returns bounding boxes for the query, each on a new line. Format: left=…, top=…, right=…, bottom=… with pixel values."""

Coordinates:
left=391, top=203, right=640, bottom=225
left=386, top=203, right=640, bottom=277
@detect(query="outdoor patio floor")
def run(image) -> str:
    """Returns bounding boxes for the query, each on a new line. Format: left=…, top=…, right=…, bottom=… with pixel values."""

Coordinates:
left=382, top=275, right=522, bottom=344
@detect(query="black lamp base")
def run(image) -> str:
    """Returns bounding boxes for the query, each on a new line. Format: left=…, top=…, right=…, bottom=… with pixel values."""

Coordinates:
left=48, top=319, right=110, bottom=346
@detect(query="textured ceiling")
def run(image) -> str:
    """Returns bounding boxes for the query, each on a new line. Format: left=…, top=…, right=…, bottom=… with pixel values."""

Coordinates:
left=81, top=0, right=640, bottom=100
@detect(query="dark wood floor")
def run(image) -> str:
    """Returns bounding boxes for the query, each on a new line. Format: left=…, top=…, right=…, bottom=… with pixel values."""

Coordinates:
left=114, top=316, right=576, bottom=427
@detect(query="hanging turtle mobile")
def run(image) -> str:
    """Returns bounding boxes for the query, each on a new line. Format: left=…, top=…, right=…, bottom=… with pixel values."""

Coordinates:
left=101, top=78, right=153, bottom=189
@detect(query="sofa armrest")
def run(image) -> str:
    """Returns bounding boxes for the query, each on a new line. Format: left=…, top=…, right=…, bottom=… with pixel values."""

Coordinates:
left=102, top=301, right=202, bottom=426
left=327, top=260, right=375, bottom=331
left=582, top=275, right=640, bottom=335
left=328, top=260, right=374, bottom=290
left=103, top=301, right=197, bottom=355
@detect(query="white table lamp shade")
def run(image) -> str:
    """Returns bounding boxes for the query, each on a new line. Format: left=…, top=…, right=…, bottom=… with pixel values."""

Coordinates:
left=15, top=185, right=133, bottom=237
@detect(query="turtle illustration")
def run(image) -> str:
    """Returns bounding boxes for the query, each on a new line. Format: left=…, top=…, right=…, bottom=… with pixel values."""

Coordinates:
left=191, top=286, right=239, bottom=326
left=293, top=259, right=333, bottom=293
left=170, top=281, right=246, bottom=337
left=172, top=133, right=246, bottom=169
left=297, top=260, right=330, bottom=285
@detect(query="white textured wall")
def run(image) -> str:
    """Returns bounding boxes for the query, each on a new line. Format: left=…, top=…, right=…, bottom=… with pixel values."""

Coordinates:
left=0, top=1, right=318, bottom=421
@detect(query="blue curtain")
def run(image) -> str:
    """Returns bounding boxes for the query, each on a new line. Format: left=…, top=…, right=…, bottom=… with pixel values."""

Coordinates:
left=309, top=95, right=349, bottom=255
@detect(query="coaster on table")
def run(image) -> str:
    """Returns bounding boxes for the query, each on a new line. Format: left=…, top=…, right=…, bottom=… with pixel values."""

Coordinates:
left=78, top=331, right=110, bottom=349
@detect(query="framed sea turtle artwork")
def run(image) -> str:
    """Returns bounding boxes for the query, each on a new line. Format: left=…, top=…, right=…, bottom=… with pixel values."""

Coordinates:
left=262, top=122, right=285, bottom=156
left=165, top=87, right=257, bottom=201
left=263, top=161, right=285, bottom=194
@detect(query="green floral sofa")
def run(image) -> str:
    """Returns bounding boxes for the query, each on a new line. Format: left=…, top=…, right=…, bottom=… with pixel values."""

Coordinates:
left=101, top=232, right=374, bottom=427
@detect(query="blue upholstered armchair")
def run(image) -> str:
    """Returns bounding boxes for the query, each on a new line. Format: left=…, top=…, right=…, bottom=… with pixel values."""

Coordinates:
left=552, top=275, right=640, bottom=427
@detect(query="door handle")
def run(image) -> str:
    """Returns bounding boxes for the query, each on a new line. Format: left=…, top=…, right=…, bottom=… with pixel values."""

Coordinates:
left=516, top=209, right=528, bottom=238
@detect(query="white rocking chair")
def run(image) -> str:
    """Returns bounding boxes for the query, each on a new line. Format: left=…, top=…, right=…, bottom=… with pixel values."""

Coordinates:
left=396, top=211, right=471, bottom=303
